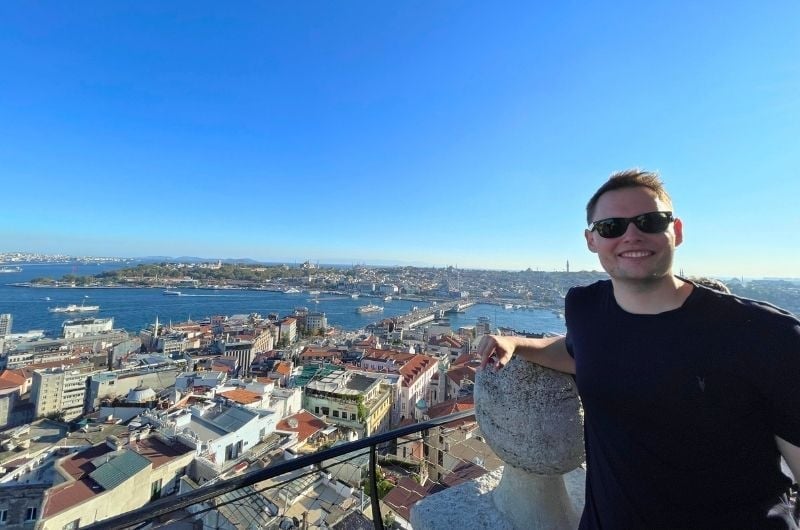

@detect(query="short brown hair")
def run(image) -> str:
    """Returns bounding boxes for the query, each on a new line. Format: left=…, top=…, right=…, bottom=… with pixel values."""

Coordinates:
left=586, top=169, right=673, bottom=224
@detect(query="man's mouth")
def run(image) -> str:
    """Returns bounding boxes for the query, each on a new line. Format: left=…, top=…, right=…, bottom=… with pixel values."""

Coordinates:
left=619, top=250, right=653, bottom=258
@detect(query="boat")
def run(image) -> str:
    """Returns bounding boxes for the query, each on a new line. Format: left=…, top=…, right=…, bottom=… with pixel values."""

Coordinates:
left=504, top=303, right=514, bottom=310
left=357, top=304, right=384, bottom=314
left=49, top=303, right=100, bottom=313
left=44, top=296, right=51, bottom=301
left=284, top=287, right=300, bottom=294
left=350, top=293, right=359, bottom=299
left=163, top=290, right=182, bottom=296
left=383, top=296, right=392, bottom=302
left=308, top=290, right=321, bottom=296
left=0, top=266, right=22, bottom=273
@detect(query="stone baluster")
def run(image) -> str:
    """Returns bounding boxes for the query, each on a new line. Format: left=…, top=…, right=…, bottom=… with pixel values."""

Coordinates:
left=411, top=357, right=585, bottom=530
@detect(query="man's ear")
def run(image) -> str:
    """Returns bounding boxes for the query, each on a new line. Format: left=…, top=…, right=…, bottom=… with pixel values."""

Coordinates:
left=673, top=218, right=683, bottom=247
left=585, top=229, right=598, bottom=253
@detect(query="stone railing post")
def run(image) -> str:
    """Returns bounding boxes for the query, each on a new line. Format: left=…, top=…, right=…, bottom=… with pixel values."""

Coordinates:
left=411, top=357, right=585, bottom=529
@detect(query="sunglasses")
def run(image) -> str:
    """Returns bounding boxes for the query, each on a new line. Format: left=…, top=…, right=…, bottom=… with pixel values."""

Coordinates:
left=588, top=211, right=674, bottom=238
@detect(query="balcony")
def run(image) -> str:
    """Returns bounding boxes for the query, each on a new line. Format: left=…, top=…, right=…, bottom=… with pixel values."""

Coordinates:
left=79, top=360, right=591, bottom=530
left=84, top=408, right=479, bottom=530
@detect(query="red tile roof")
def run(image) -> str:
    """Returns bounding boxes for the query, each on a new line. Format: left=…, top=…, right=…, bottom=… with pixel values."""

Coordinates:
left=382, top=476, right=434, bottom=522
left=426, top=396, right=475, bottom=429
left=272, top=361, right=292, bottom=376
left=218, top=389, right=262, bottom=405
left=446, top=365, right=476, bottom=385
left=275, top=410, right=328, bottom=444
left=451, top=353, right=472, bottom=366
left=0, top=370, right=26, bottom=386
left=398, top=355, right=437, bottom=388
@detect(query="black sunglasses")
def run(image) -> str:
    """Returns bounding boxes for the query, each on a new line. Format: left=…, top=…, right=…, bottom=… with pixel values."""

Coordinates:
left=589, top=211, right=674, bottom=238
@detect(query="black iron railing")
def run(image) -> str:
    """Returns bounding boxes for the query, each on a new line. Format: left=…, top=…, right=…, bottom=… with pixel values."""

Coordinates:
left=85, top=409, right=476, bottom=529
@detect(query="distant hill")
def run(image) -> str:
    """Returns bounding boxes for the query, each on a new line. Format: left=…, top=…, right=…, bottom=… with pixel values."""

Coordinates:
left=137, top=256, right=264, bottom=265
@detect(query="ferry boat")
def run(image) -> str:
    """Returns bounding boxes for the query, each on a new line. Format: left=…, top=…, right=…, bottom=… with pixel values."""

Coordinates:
left=0, top=266, right=22, bottom=273
left=163, top=290, right=182, bottom=296
left=357, top=304, right=384, bottom=314
left=49, top=303, right=100, bottom=313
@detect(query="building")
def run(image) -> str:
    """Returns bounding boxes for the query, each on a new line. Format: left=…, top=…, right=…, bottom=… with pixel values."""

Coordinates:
left=0, top=314, right=11, bottom=337
left=4, top=349, right=76, bottom=370
left=86, top=363, right=181, bottom=412
left=303, top=370, right=393, bottom=439
left=170, top=401, right=277, bottom=475
left=62, top=317, right=113, bottom=339
left=360, top=350, right=439, bottom=423
left=251, top=327, right=275, bottom=354
left=279, top=318, right=297, bottom=345
left=33, top=433, right=195, bottom=529
left=306, top=312, right=328, bottom=333
left=422, top=396, right=501, bottom=483
left=222, top=342, right=254, bottom=377
left=31, top=365, right=96, bottom=421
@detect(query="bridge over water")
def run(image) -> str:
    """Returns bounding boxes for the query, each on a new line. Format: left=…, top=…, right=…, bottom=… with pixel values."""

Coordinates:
left=390, top=299, right=475, bottom=329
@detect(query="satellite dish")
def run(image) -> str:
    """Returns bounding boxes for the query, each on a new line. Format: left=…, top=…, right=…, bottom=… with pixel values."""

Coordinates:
left=287, top=418, right=299, bottom=429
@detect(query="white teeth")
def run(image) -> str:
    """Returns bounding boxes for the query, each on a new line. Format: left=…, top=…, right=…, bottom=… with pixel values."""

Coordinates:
left=620, top=251, right=651, bottom=258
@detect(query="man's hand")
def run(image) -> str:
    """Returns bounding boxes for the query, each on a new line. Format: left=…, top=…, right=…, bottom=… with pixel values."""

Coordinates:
left=478, top=334, right=518, bottom=371
left=477, top=334, right=576, bottom=375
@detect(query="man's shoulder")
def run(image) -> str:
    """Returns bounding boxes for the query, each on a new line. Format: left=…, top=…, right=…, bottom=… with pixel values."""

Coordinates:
left=567, top=280, right=611, bottom=301
left=694, top=286, right=799, bottom=328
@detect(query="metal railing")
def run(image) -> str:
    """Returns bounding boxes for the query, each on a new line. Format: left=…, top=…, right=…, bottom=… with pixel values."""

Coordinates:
left=85, top=409, right=476, bottom=529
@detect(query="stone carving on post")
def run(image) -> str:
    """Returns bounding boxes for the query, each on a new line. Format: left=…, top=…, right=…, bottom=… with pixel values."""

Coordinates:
left=411, top=357, right=585, bottom=530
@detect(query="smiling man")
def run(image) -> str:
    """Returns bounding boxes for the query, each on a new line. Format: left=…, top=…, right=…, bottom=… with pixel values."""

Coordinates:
left=478, top=169, right=800, bottom=529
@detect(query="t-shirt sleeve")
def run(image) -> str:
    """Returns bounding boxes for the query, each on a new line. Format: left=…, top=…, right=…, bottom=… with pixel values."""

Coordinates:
left=743, top=315, right=800, bottom=446
left=564, top=287, right=576, bottom=359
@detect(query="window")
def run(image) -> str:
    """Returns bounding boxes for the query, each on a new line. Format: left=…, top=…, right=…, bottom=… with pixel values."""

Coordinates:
left=437, top=450, right=443, bottom=467
left=0, top=509, right=7, bottom=523
left=321, top=407, right=329, bottom=416
left=332, top=410, right=339, bottom=418
left=25, top=507, right=37, bottom=521
left=350, top=413, right=356, bottom=420
left=151, top=478, right=163, bottom=501
left=62, top=519, right=80, bottom=530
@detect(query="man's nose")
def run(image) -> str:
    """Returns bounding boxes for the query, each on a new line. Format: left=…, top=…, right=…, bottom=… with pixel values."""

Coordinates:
left=621, top=220, right=645, bottom=240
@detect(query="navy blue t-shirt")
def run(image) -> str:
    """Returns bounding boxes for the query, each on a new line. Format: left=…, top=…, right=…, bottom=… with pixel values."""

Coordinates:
left=565, top=280, right=800, bottom=529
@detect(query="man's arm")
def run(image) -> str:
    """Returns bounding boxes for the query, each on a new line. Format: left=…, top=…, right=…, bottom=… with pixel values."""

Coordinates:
left=477, top=334, right=576, bottom=374
left=776, top=435, right=800, bottom=484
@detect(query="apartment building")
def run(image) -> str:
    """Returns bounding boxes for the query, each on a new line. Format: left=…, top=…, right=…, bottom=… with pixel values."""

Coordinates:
left=303, top=370, right=393, bottom=439
left=31, top=365, right=96, bottom=421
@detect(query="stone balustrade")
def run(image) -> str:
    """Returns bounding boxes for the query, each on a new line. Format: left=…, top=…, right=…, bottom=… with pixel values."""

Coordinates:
left=411, top=357, right=586, bottom=529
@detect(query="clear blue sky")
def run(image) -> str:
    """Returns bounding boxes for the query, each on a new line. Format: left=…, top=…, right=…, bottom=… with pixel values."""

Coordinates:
left=1, top=2, right=798, bottom=277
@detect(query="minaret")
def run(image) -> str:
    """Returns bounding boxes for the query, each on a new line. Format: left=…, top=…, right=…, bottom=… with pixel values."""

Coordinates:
left=566, top=260, right=570, bottom=273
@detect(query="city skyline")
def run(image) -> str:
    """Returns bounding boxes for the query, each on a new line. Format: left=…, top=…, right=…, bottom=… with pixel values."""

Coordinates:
left=1, top=2, right=799, bottom=277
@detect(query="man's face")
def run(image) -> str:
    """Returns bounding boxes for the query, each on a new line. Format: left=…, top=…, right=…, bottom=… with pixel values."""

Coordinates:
left=584, top=186, right=682, bottom=283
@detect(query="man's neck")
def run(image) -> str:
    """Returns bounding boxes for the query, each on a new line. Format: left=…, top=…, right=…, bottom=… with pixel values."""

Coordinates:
left=611, top=274, right=693, bottom=315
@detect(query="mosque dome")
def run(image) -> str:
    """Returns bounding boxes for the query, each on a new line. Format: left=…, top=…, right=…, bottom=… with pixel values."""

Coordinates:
left=127, top=386, right=156, bottom=403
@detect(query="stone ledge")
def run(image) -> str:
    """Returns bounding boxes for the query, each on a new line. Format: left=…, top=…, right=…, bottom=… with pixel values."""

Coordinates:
left=411, top=466, right=587, bottom=530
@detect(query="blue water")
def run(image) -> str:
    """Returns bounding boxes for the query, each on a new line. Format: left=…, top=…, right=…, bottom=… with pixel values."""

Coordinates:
left=0, top=264, right=567, bottom=335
